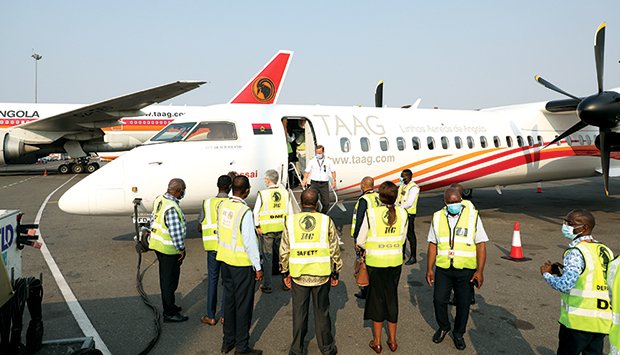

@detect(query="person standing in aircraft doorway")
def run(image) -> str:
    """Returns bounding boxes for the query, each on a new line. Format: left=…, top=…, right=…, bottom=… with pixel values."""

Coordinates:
left=397, top=169, right=420, bottom=265
left=294, top=119, right=307, bottom=174
left=302, top=145, right=336, bottom=214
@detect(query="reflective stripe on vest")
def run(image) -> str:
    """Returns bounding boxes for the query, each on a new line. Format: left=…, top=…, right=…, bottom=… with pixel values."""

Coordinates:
left=288, top=212, right=331, bottom=277
left=365, top=206, right=408, bottom=267
left=216, top=200, right=253, bottom=267
left=397, top=182, right=419, bottom=214
left=350, top=192, right=381, bottom=237
left=609, top=257, right=620, bottom=350
left=149, top=195, right=185, bottom=255
left=559, top=242, right=613, bottom=334
left=433, top=205, right=478, bottom=269
left=201, top=197, right=227, bottom=251
left=257, top=187, right=289, bottom=233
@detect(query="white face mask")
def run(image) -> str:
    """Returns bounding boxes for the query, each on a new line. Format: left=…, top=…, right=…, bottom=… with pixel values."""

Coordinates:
left=562, top=223, right=582, bottom=240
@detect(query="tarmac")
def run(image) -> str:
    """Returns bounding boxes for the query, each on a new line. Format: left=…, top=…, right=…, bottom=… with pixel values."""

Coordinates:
left=3, top=165, right=620, bottom=354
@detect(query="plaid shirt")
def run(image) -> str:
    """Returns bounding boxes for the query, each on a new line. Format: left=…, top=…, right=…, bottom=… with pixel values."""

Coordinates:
left=151, top=193, right=186, bottom=251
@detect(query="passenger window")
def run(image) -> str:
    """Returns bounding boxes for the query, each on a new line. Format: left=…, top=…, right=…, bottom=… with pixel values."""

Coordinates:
left=585, top=135, right=592, bottom=145
left=517, top=136, right=524, bottom=147
left=441, top=136, right=449, bottom=149
left=566, top=135, right=573, bottom=146
left=466, top=136, right=474, bottom=149
left=379, top=137, right=389, bottom=151
left=480, top=136, right=488, bottom=148
left=396, top=137, right=406, bottom=151
left=537, top=135, right=544, bottom=146
left=185, top=121, right=238, bottom=141
left=454, top=136, right=462, bottom=149
left=340, top=137, right=350, bottom=152
left=493, top=136, right=501, bottom=148
left=360, top=137, right=370, bottom=152
left=527, top=136, right=534, bottom=146
left=427, top=137, right=435, bottom=150
left=152, top=122, right=196, bottom=142
left=506, top=136, right=513, bottom=147
left=412, top=137, right=420, bottom=150
left=578, top=135, right=584, bottom=145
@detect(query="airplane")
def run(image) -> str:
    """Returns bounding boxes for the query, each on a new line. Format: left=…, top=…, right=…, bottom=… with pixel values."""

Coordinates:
left=0, top=50, right=293, bottom=174
left=58, top=23, right=620, bottom=217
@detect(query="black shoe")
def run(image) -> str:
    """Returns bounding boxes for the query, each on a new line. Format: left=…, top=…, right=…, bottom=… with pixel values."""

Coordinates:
left=404, top=257, right=417, bottom=265
left=354, top=291, right=366, bottom=300
left=432, top=328, right=449, bottom=344
left=221, top=343, right=235, bottom=354
left=163, top=313, right=188, bottom=323
left=453, top=335, right=466, bottom=350
left=173, top=305, right=182, bottom=312
left=234, top=349, right=263, bottom=355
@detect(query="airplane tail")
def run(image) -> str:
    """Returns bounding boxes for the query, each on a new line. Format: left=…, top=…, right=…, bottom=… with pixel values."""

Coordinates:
left=229, top=50, right=293, bottom=104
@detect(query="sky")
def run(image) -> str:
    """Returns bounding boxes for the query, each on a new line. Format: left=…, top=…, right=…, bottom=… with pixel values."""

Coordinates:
left=2, top=1, right=620, bottom=110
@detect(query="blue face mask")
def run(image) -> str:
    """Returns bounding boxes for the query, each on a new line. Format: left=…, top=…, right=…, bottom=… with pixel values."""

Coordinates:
left=446, top=203, right=462, bottom=215
left=399, top=177, right=404, bottom=184
left=316, top=153, right=323, bottom=159
left=561, top=223, right=581, bottom=240
left=178, top=191, right=185, bottom=200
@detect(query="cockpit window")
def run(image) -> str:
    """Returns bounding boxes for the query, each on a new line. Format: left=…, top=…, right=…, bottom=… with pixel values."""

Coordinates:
left=151, top=122, right=196, bottom=142
left=185, top=121, right=238, bottom=141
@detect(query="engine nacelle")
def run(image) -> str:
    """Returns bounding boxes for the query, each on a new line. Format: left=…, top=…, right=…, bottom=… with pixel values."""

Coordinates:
left=0, top=132, right=40, bottom=165
left=595, top=132, right=620, bottom=152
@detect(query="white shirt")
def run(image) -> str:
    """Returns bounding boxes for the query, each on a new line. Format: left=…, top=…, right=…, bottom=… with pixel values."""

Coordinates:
left=400, top=182, right=420, bottom=210
left=305, top=156, right=336, bottom=182
left=427, top=210, right=489, bottom=244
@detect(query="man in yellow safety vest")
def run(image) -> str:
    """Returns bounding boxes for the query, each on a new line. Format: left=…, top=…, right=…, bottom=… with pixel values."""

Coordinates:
left=397, top=169, right=420, bottom=265
left=541, top=209, right=613, bottom=354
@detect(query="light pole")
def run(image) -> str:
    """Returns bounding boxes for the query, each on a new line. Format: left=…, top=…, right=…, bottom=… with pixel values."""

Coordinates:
left=31, top=52, right=42, bottom=103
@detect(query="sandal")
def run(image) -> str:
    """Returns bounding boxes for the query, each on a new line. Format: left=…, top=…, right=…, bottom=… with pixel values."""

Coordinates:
left=369, top=340, right=382, bottom=354
left=387, top=339, right=398, bottom=352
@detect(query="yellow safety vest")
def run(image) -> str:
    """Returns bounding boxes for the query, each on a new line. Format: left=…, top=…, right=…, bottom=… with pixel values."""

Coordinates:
left=287, top=212, right=331, bottom=278
left=350, top=192, right=381, bottom=238
left=149, top=195, right=185, bottom=255
left=365, top=206, right=408, bottom=268
left=559, top=242, right=613, bottom=334
left=432, top=205, right=478, bottom=269
left=201, top=197, right=227, bottom=251
left=216, top=199, right=253, bottom=267
left=397, top=181, right=420, bottom=215
left=257, top=187, right=289, bottom=233
left=608, top=257, right=620, bottom=352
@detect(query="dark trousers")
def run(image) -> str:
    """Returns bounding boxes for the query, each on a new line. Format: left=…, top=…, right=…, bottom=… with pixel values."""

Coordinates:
left=311, top=180, right=330, bottom=214
left=403, top=214, right=417, bottom=258
left=557, top=324, right=605, bottom=355
left=221, top=263, right=256, bottom=353
left=290, top=281, right=337, bottom=355
left=206, top=251, right=225, bottom=318
left=433, top=266, right=475, bottom=336
left=260, top=232, right=282, bottom=289
left=155, top=251, right=181, bottom=316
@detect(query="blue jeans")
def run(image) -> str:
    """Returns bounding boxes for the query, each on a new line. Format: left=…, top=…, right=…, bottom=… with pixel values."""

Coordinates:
left=206, top=251, right=224, bottom=318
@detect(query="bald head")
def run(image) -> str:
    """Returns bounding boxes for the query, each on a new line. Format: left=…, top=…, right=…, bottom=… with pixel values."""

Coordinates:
left=167, top=178, right=186, bottom=194
left=443, top=187, right=462, bottom=204
left=301, top=188, right=319, bottom=208
left=450, top=183, right=464, bottom=196
left=566, top=209, right=595, bottom=232
left=361, top=176, right=374, bottom=191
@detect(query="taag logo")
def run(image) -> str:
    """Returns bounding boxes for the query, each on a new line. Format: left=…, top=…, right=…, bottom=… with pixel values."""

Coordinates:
left=252, top=77, right=275, bottom=102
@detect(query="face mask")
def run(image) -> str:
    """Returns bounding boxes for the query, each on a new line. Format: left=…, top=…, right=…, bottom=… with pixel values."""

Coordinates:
left=316, top=153, right=323, bottom=159
left=399, top=177, right=404, bottom=184
left=561, top=223, right=581, bottom=240
left=178, top=191, right=185, bottom=200
left=446, top=203, right=462, bottom=215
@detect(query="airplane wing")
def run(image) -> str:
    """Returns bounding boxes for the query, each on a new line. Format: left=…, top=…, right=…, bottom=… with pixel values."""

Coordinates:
left=18, top=80, right=205, bottom=132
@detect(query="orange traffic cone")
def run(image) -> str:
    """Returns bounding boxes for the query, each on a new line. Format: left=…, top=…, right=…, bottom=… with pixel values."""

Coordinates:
left=502, top=221, right=531, bottom=262
left=536, top=182, right=542, bottom=193
left=43, top=168, right=47, bottom=177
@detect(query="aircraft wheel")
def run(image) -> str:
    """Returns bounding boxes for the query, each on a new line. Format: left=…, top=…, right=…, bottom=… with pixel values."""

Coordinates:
left=462, top=189, right=473, bottom=199
left=72, top=164, right=85, bottom=174
left=58, top=164, right=70, bottom=174
left=86, top=163, right=99, bottom=173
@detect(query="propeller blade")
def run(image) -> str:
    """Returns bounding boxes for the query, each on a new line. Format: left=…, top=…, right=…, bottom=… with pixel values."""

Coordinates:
left=599, top=129, right=611, bottom=196
left=375, top=80, right=384, bottom=108
left=544, top=121, right=588, bottom=148
left=594, top=22, right=606, bottom=94
left=535, top=75, right=581, bottom=101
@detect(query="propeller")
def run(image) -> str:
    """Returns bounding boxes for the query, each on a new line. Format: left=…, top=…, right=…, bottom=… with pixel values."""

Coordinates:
left=375, top=80, right=383, bottom=108
left=535, top=22, right=620, bottom=195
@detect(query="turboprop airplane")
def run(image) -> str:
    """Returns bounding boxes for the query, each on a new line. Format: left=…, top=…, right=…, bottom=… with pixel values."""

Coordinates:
left=0, top=50, right=292, bottom=174
left=58, top=23, right=620, bottom=217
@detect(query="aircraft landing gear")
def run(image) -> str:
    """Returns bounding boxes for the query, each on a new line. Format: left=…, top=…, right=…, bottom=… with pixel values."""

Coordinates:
left=58, top=158, right=100, bottom=174
left=462, top=189, right=473, bottom=199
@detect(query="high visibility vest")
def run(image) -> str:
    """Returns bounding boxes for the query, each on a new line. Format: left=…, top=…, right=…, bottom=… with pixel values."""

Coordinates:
left=432, top=205, right=478, bottom=269
left=297, top=140, right=306, bottom=154
left=559, top=242, right=613, bottom=334
left=149, top=195, right=185, bottom=255
left=216, top=199, right=253, bottom=267
left=608, top=257, right=620, bottom=353
left=201, top=197, right=227, bottom=251
left=462, top=199, right=475, bottom=211
left=287, top=212, right=331, bottom=278
left=365, top=206, right=408, bottom=268
left=397, top=181, right=420, bottom=215
left=350, top=192, right=381, bottom=237
left=257, top=187, right=289, bottom=233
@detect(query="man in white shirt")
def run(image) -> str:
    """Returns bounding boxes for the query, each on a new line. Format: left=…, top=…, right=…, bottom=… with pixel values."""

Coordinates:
left=301, top=145, right=336, bottom=214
